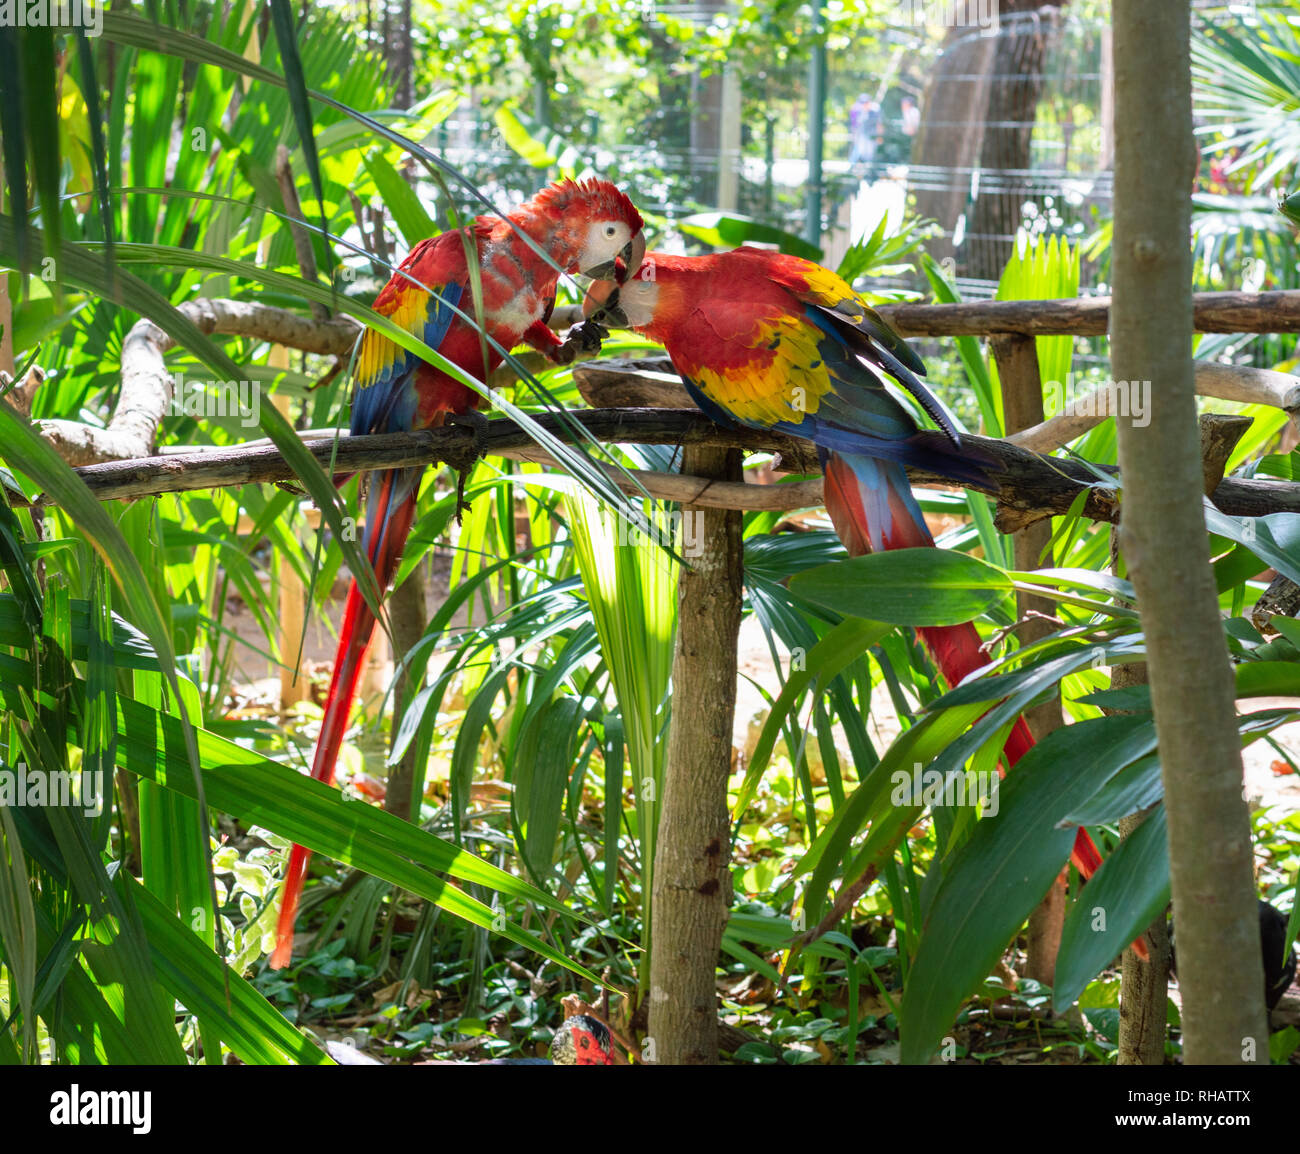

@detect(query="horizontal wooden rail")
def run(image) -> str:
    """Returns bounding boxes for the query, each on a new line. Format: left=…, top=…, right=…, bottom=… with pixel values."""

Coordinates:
left=875, top=291, right=1300, bottom=337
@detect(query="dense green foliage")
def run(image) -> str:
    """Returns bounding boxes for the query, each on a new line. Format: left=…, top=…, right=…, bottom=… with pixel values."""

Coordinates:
left=0, top=0, right=1296, bottom=1066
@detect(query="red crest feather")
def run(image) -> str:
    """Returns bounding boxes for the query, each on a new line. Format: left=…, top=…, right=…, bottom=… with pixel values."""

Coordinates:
left=529, top=177, right=643, bottom=233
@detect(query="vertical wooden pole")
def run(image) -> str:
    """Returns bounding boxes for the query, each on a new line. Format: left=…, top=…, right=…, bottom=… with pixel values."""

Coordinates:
left=648, top=447, right=743, bottom=1064
left=1113, top=661, right=1171, bottom=1065
left=385, top=564, right=427, bottom=820
left=991, top=333, right=1065, bottom=985
left=278, top=546, right=309, bottom=711
left=270, top=357, right=311, bottom=713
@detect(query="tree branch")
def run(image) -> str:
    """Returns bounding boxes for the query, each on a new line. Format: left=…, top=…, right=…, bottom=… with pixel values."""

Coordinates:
left=15, top=408, right=1300, bottom=533
left=28, top=290, right=1300, bottom=469
left=1010, top=363, right=1300, bottom=452
left=32, top=301, right=359, bottom=466
left=275, top=145, right=330, bottom=323
left=574, top=357, right=1300, bottom=455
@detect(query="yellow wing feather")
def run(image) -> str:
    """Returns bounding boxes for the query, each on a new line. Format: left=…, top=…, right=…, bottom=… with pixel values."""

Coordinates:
left=689, top=313, right=835, bottom=426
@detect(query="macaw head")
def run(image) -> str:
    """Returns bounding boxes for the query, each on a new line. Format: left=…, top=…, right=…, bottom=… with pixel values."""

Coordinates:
left=526, top=178, right=646, bottom=283
left=582, top=272, right=659, bottom=335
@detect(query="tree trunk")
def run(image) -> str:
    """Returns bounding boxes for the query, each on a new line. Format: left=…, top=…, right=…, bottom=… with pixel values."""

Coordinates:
left=395, top=0, right=413, bottom=110
left=1117, top=887, right=1172, bottom=1064
left=648, top=447, right=743, bottom=1064
left=966, top=3, right=1067, bottom=280
left=910, top=26, right=998, bottom=269
left=687, top=0, right=729, bottom=207
left=1110, top=0, right=1267, bottom=1064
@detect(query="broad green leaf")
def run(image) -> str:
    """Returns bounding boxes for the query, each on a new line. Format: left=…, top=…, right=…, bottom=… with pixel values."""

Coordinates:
left=515, top=696, right=584, bottom=883
left=1205, top=508, right=1300, bottom=586
left=129, top=874, right=330, bottom=1065
left=791, top=549, right=1012, bottom=627
left=1053, top=807, right=1170, bottom=1011
left=1237, top=661, right=1300, bottom=698
left=0, top=654, right=605, bottom=987
left=1058, top=754, right=1162, bottom=827
left=900, top=714, right=1157, bottom=1064
left=678, top=212, right=822, bottom=262
left=1282, top=190, right=1300, bottom=228
left=494, top=101, right=557, bottom=168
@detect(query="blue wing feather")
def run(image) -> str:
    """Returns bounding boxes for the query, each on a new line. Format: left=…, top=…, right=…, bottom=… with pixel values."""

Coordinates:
left=351, top=282, right=466, bottom=436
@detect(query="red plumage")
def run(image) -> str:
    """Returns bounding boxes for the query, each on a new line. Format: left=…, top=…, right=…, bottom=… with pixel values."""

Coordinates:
left=585, top=247, right=1110, bottom=890
left=271, top=180, right=644, bottom=970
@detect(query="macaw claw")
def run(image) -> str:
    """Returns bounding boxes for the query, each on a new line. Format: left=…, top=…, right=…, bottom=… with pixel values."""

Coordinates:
left=443, top=409, right=490, bottom=523
left=550, top=320, right=610, bottom=365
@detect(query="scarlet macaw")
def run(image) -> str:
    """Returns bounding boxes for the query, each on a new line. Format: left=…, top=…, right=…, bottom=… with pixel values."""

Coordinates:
left=271, top=179, right=646, bottom=969
left=583, top=246, right=1104, bottom=880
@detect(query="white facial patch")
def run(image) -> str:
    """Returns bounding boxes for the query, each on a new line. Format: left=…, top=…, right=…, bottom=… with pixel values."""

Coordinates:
left=615, top=280, right=659, bottom=327
left=581, top=220, right=630, bottom=269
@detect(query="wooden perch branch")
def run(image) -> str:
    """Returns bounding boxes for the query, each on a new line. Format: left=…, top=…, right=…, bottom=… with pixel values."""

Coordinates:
left=0, top=364, right=47, bottom=419
left=26, top=290, right=1300, bottom=468
left=17, top=290, right=1300, bottom=524
left=33, top=301, right=359, bottom=466
left=16, top=408, right=1300, bottom=533
left=575, top=357, right=1300, bottom=455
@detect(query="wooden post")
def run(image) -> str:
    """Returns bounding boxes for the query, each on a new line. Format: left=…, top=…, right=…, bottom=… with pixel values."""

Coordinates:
left=991, top=333, right=1066, bottom=986
left=1114, top=660, right=1171, bottom=1066
left=648, top=446, right=743, bottom=1064
left=278, top=544, right=309, bottom=712
left=269, top=360, right=312, bottom=713
left=385, top=564, right=427, bottom=820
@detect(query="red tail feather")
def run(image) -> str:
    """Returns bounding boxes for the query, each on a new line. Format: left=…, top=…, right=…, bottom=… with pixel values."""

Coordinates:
left=270, top=476, right=418, bottom=970
left=824, top=451, right=1108, bottom=887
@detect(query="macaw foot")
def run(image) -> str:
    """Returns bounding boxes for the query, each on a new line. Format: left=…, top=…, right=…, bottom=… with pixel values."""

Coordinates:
left=443, top=409, right=489, bottom=523
left=549, top=320, right=610, bottom=365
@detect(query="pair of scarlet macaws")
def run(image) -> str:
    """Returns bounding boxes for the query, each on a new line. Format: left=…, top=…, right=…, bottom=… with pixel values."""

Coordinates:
left=270, top=178, right=1101, bottom=970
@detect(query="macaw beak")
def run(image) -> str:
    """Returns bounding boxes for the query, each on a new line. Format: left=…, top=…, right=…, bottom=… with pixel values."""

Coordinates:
left=583, top=281, right=628, bottom=329
left=618, top=232, right=646, bottom=284
left=581, top=232, right=646, bottom=284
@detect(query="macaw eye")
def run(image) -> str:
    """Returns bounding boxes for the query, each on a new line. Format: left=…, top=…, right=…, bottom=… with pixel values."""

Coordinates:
left=604, top=224, right=618, bottom=238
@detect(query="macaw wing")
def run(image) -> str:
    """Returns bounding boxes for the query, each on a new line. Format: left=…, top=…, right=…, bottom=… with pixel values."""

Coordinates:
left=762, top=257, right=924, bottom=372
left=672, top=298, right=992, bottom=488
left=673, top=299, right=842, bottom=431
left=352, top=236, right=467, bottom=436
left=760, top=255, right=960, bottom=446
left=673, top=298, right=912, bottom=444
